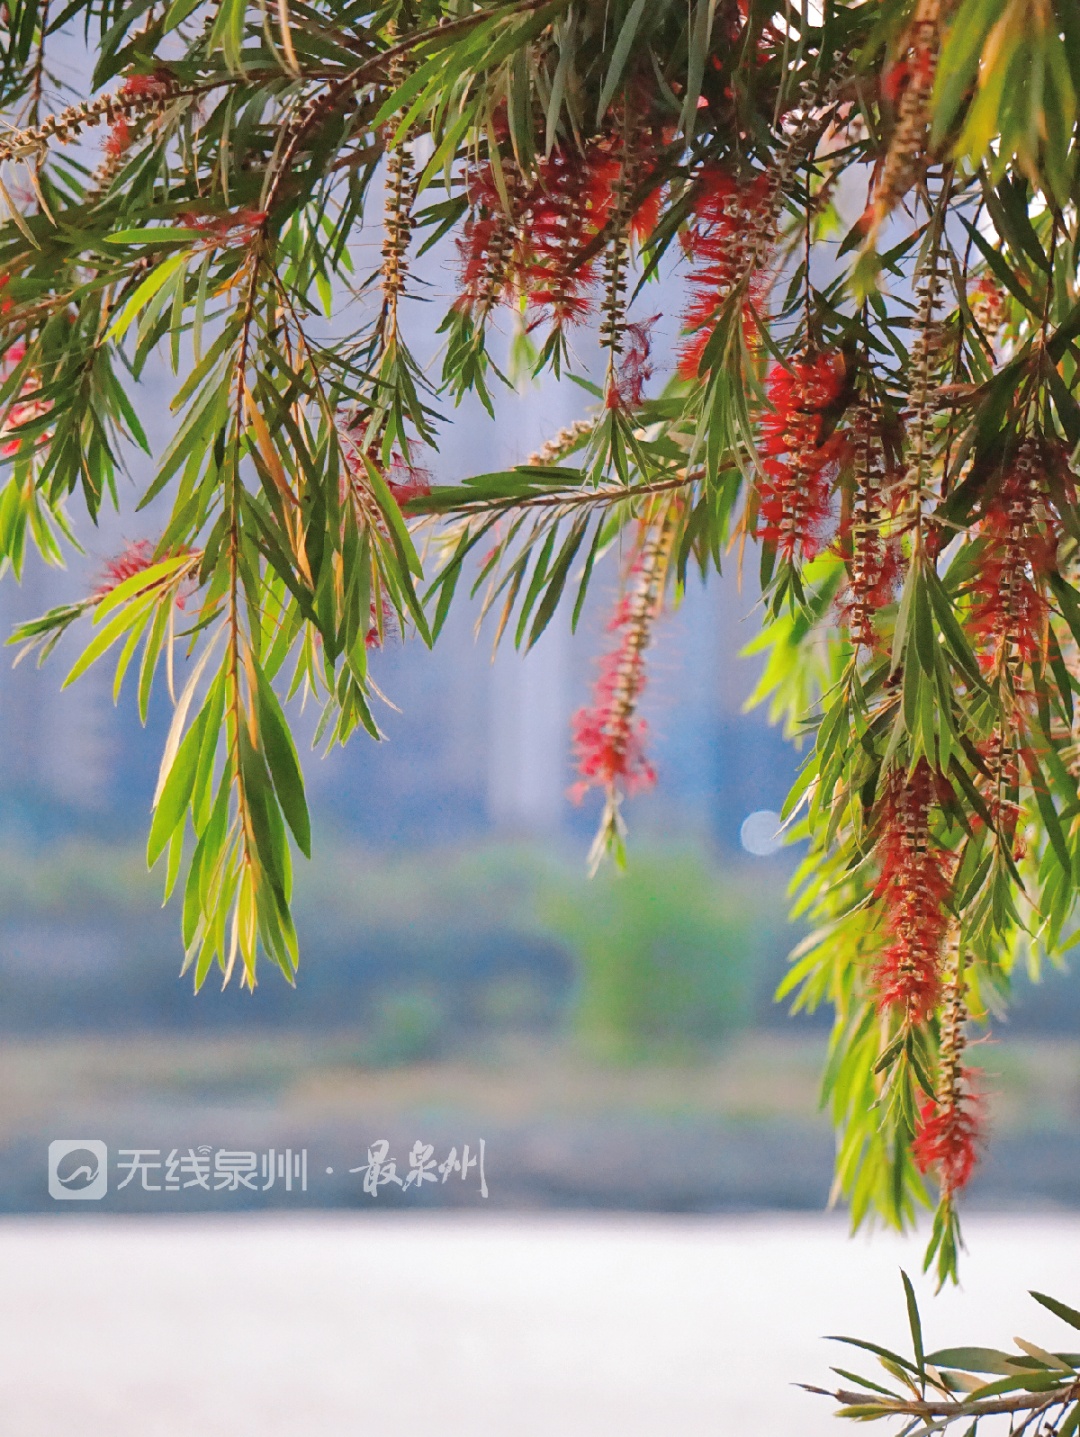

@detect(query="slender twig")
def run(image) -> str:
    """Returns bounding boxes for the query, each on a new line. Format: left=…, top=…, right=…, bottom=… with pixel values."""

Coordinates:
left=0, top=0, right=558, bottom=170
left=28, top=0, right=50, bottom=127
left=413, top=468, right=714, bottom=522
left=822, top=1382, right=1080, bottom=1419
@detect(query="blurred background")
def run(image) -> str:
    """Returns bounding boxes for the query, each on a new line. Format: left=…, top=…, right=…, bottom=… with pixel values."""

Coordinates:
left=2, top=361, right=1079, bottom=1216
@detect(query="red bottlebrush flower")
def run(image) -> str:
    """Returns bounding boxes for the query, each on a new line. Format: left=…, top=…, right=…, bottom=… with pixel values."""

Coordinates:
left=965, top=444, right=1057, bottom=673
left=628, top=181, right=662, bottom=244
left=569, top=535, right=668, bottom=805
left=880, top=61, right=911, bottom=106
left=95, top=540, right=194, bottom=608
left=678, top=166, right=773, bottom=379
left=969, top=275, right=1006, bottom=340
left=605, top=316, right=656, bottom=410
left=2, top=401, right=42, bottom=455
left=386, top=453, right=432, bottom=505
left=974, top=732, right=1024, bottom=856
left=365, top=593, right=396, bottom=650
left=756, top=352, right=846, bottom=564
left=337, top=425, right=432, bottom=527
left=838, top=527, right=902, bottom=644
left=569, top=651, right=656, bottom=803
left=913, top=1076, right=981, bottom=1194
left=838, top=401, right=902, bottom=645
left=879, top=44, right=934, bottom=109
left=454, top=159, right=524, bottom=316
left=871, top=761, right=954, bottom=1023
left=104, top=114, right=132, bottom=160
left=585, top=151, right=663, bottom=243
left=456, top=139, right=657, bottom=329
left=582, top=153, right=622, bottom=232
left=177, top=209, right=267, bottom=250
left=456, top=212, right=509, bottom=312
left=862, top=0, right=941, bottom=242
left=518, top=145, right=608, bottom=328
left=120, top=72, right=173, bottom=99
left=0, top=342, right=51, bottom=457
left=94, top=539, right=156, bottom=595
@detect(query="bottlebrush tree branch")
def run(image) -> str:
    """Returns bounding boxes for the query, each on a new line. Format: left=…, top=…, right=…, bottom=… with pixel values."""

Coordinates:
left=812, top=1278, right=1080, bottom=1435
left=0, top=0, right=1078, bottom=1284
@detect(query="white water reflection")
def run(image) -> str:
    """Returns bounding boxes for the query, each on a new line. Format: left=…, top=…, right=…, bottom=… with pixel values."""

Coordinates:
left=1, top=1212, right=1077, bottom=1436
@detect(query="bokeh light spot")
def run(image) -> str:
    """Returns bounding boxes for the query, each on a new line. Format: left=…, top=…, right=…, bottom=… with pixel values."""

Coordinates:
left=739, top=810, right=783, bottom=857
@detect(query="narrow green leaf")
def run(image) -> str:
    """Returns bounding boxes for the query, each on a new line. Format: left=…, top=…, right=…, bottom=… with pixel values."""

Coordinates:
left=255, top=668, right=311, bottom=858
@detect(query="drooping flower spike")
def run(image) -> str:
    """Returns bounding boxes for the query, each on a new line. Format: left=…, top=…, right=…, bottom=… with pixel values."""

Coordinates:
left=965, top=440, right=1061, bottom=677
left=913, top=952, right=981, bottom=1198
left=455, top=161, right=523, bottom=318
left=678, top=166, right=773, bottom=379
left=871, top=760, right=955, bottom=1024
left=456, top=142, right=627, bottom=332
left=913, top=1081, right=981, bottom=1194
left=570, top=506, right=677, bottom=867
left=841, top=399, right=902, bottom=646
left=756, top=351, right=847, bottom=565
left=862, top=0, right=942, bottom=245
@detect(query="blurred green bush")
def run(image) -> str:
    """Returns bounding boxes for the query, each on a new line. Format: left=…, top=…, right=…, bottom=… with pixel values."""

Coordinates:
left=542, top=849, right=759, bottom=1059
left=359, top=987, right=446, bottom=1065
left=0, top=837, right=790, bottom=1052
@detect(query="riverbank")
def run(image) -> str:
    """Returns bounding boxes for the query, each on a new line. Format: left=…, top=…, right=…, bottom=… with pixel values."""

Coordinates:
left=5, top=1031, right=1080, bottom=1213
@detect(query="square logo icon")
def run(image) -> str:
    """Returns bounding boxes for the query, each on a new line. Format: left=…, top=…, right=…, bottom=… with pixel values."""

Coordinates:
left=48, top=1140, right=108, bottom=1201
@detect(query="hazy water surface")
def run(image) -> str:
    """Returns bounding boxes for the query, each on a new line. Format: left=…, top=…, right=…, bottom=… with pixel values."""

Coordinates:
left=2, top=1213, right=1078, bottom=1436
